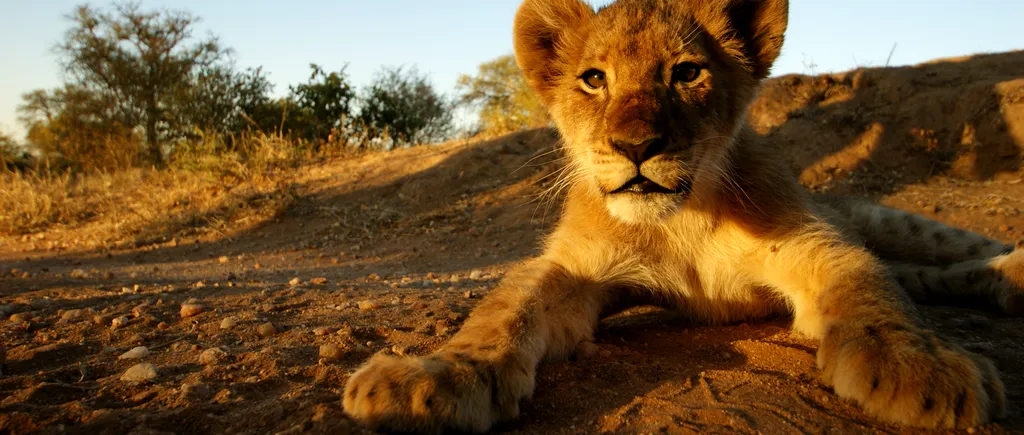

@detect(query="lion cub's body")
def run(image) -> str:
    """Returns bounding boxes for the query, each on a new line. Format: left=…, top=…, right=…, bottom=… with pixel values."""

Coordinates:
left=342, top=0, right=1023, bottom=432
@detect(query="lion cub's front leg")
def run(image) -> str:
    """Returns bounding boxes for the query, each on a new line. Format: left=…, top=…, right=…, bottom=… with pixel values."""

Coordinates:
left=342, top=259, right=607, bottom=433
left=761, top=232, right=1006, bottom=428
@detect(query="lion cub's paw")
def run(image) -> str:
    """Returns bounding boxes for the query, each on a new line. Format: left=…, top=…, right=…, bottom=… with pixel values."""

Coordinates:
left=818, top=324, right=1005, bottom=428
left=343, top=352, right=528, bottom=434
left=995, top=248, right=1024, bottom=315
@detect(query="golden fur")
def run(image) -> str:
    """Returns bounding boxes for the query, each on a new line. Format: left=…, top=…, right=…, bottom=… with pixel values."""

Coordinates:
left=342, top=0, right=1023, bottom=432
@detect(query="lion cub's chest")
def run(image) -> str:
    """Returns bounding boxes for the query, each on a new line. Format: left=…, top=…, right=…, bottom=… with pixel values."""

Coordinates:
left=636, top=236, right=784, bottom=324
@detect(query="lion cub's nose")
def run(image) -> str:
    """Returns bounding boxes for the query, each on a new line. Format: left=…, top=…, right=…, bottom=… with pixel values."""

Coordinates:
left=611, top=136, right=665, bottom=164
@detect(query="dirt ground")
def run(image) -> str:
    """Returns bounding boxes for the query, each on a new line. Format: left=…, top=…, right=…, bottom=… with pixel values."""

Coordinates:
left=2, top=51, right=1024, bottom=434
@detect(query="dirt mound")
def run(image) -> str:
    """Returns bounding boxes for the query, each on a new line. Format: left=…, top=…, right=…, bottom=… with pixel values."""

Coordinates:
left=750, top=50, right=1024, bottom=194
left=1, top=52, right=1023, bottom=434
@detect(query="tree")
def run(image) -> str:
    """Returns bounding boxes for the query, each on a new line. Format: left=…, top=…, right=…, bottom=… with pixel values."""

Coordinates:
left=56, top=2, right=228, bottom=165
left=19, top=85, right=141, bottom=169
left=176, top=65, right=274, bottom=140
left=0, top=128, right=21, bottom=169
left=358, top=66, right=454, bottom=146
left=287, top=64, right=357, bottom=142
left=456, top=54, right=548, bottom=135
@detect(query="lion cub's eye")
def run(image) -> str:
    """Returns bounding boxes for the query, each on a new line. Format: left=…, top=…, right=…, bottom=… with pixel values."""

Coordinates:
left=672, top=63, right=703, bottom=83
left=581, top=69, right=607, bottom=90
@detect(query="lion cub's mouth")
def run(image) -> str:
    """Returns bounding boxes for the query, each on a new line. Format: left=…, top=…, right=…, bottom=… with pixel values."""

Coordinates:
left=610, top=176, right=691, bottom=196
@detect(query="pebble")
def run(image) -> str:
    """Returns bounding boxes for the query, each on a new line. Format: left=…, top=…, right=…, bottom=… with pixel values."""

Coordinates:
left=10, top=312, right=34, bottom=324
left=111, top=316, right=130, bottom=329
left=218, top=256, right=230, bottom=264
left=28, top=299, right=51, bottom=310
left=121, top=363, right=158, bottom=383
left=999, top=224, right=1012, bottom=232
left=469, top=270, right=484, bottom=280
left=309, top=277, right=328, bottom=285
left=923, top=204, right=940, bottom=214
left=0, top=304, right=19, bottom=317
left=357, top=301, right=382, bottom=311
left=313, top=326, right=337, bottom=336
left=391, top=345, right=409, bottom=356
left=93, top=314, right=112, bottom=326
left=60, top=309, right=90, bottom=323
left=181, top=382, right=212, bottom=401
left=118, top=346, right=150, bottom=360
left=220, top=317, right=238, bottom=329
left=411, top=302, right=429, bottom=310
left=319, top=343, right=344, bottom=361
left=180, top=303, right=205, bottom=318
left=258, top=322, right=279, bottom=337
left=199, top=347, right=228, bottom=365
left=132, top=303, right=150, bottom=318
left=464, top=290, right=475, bottom=299
left=288, top=277, right=302, bottom=287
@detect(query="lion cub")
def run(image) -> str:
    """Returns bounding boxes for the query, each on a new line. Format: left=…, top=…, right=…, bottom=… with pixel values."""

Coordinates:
left=343, top=0, right=1022, bottom=432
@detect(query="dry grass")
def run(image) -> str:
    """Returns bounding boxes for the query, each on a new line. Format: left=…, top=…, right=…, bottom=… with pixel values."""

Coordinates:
left=0, top=132, right=317, bottom=250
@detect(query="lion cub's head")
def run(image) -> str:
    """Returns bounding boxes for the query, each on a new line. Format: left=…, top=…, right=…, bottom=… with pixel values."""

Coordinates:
left=514, top=0, right=788, bottom=224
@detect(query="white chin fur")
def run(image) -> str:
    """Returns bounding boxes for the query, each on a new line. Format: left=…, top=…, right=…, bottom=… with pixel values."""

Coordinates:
left=606, top=194, right=679, bottom=225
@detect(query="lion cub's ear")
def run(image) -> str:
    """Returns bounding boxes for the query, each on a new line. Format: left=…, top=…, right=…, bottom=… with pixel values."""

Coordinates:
left=513, top=0, right=595, bottom=102
left=706, top=0, right=789, bottom=80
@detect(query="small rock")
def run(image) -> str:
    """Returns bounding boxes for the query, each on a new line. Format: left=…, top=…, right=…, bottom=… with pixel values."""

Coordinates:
left=220, top=317, right=238, bottom=329
left=180, top=303, right=205, bottom=318
left=0, top=304, right=19, bottom=317
left=258, top=322, right=279, bottom=337
left=999, top=224, right=1012, bottom=232
left=309, top=277, right=328, bottom=285
left=218, top=256, right=230, bottom=264
left=199, top=347, right=228, bottom=365
left=391, top=345, right=409, bottom=356
left=93, top=314, right=112, bottom=326
left=157, top=322, right=170, bottom=330
left=181, top=382, right=212, bottom=401
left=288, top=277, right=302, bottom=287
left=923, top=204, right=940, bottom=214
left=319, top=343, right=344, bottom=361
left=10, top=312, right=34, bottom=324
left=28, top=299, right=51, bottom=310
left=60, top=309, right=90, bottom=323
left=132, top=303, right=150, bottom=318
left=357, top=301, right=382, bottom=311
left=70, top=269, right=89, bottom=279
left=313, top=326, right=337, bottom=336
left=121, top=363, right=158, bottom=383
left=598, top=349, right=613, bottom=358
left=111, top=316, right=130, bottom=329
left=469, top=270, right=484, bottom=280
left=464, top=290, right=475, bottom=299
left=118, top=346, right=150, bottom=360
left=411, top=302, right=429, bottom=310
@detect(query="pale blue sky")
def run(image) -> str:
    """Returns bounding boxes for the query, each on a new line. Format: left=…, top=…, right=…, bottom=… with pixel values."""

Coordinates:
left=1, top=0, right=1022, bottom=138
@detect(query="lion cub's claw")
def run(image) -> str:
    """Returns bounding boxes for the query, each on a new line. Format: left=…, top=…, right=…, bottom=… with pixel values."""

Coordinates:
left=819, top=325, right=1005, bottom=428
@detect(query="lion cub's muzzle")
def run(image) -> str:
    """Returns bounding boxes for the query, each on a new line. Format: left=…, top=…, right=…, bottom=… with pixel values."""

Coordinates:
left=606, top=135, right=693, bottom=197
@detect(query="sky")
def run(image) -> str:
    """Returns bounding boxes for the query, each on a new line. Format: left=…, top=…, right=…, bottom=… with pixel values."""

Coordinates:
left=1, top=0, right=1022, bottom=138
